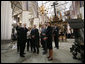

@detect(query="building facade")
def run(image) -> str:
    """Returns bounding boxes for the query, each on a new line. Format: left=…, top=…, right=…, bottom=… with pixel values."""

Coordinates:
left=1, top=1, right=39, bottom=40
left=1, top=1, right=12, bottom=40
left=70, top=1, right=84, bottom=19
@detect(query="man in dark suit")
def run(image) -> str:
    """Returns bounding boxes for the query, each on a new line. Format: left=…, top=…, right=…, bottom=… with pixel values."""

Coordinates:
left=16, top=23, right=28, bottom=57
left=16, top=23, right=25, bottom=57
left=22, top=23, right=28, bottom=55
left=53, top=24, right=59, bottom=49
left=16, top=23, right=22, bottom=53
left=30, top=25, right=39, bottom=54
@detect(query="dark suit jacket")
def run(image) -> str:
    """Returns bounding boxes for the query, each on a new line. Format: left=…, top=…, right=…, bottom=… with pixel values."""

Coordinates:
left=46, top=26, right=52, bottom=40
left=46, top=26, right=53, bottom=49
left=41, top=28, right=47, bottom=39
left=53, top=27, right=59, bottom=37
left=31, top=28, right=39, bottom=42
left=30, top=28, right=39, bottom=46
left=22, top=27, right=28, bottom=41
left=16, top=26, right=28, bottom=41
left=16, top=26, right=23, bottom=40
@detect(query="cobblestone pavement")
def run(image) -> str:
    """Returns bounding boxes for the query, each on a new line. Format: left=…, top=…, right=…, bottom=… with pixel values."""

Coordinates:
left=1, top=39, right=82, bottom=63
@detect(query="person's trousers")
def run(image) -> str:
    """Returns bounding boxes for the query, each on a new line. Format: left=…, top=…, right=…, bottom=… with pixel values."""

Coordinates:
left=41, top=38, right=44, bottom=48
left=20, top=39, right=27, bottom=56
left=27, top=39, right=30, bottom=51
left=30, top=41, right=33, bottom=52
left=36, top=43, right=39, bottom=53
left=32, top=40, right=39, bottom=53
left=43, top=40, right=47, bottom=53
left=20, top=42, right=24, bottom=56
left=54, top=36, right=59, bottom=48
left=33, top=43, right=39, bottom=53
left=23, top=40, right=27, bottom=53
left=31, top=38, right=34, bottom=52
left=27, top=39, right=33, bottom=51
left=17, top=39, right=20, bottom=52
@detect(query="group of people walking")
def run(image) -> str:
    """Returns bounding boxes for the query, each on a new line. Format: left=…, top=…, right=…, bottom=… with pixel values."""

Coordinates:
left=15, top=22, right=59, bottom=61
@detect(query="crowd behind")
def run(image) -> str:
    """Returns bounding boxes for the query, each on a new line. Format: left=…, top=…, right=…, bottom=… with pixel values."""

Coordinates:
left=11, top=22, right=73, bottom=61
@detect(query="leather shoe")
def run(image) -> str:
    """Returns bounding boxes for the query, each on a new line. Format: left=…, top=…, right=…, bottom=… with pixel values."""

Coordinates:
left=43, top=52, right=47, bottom=55
left=20, top=55, right=25, bottom=57
left=48, top=58, right=53, bottom=61
left=37, top=52, right=39, bottom=54
left=33, top=51, right=36, bottom=53
left=47, top=56, right=50, bottom=58
left=23, top=53, right=26, bottom=54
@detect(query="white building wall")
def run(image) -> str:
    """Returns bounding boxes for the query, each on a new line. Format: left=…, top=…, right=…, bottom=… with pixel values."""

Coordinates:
left=80, top=7, right=84, bottom=19
left=1, top=1, right=12, bottom=40
left=34, top=18, right=39, bottom=29
left=22, top=1, right=27, bottom=10
left=22, top=11, right=32, bottom=28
